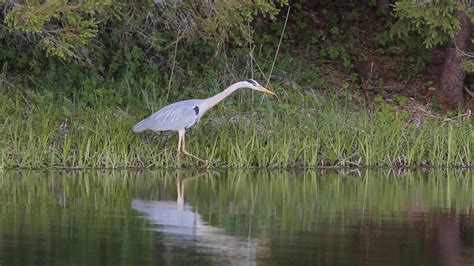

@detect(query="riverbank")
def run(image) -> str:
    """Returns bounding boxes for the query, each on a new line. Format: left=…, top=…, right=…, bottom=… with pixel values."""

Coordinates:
left=1, top=84, right=472, bottom=169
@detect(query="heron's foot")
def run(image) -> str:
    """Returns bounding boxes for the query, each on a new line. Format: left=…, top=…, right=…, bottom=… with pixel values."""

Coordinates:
left=182, top=150, right=207, bottom=164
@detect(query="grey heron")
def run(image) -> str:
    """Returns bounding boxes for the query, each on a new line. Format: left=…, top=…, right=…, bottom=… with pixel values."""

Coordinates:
left=132, top=79, right=275, bottom=162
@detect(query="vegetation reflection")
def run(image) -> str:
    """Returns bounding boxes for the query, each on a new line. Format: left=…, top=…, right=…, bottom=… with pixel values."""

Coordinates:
left=0, top=170, right=472, bottom=265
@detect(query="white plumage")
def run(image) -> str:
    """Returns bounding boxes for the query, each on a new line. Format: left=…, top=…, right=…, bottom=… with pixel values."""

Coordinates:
left=132, top=80, right=275, bottom=162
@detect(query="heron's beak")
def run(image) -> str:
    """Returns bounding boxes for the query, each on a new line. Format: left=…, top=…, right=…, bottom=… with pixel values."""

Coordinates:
left=259, top=86, right=275, bottom=96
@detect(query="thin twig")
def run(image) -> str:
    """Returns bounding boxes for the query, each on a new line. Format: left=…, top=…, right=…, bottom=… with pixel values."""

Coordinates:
left=360, top=62, right=375, bottom=117
left=222, top=42, right=236, bottom=81
left=166, top=28, right=182, bottom=100
left=250, top=49, right=268, bottom=81
left=266, top=5, right=290, bottom=87
left=455, top=42, right=474, bottom=58
left=247, top=20, right=254, bottom=80
left=465, top=85, right=474, bottom=97
left=443, top=109, right=471, bottom=123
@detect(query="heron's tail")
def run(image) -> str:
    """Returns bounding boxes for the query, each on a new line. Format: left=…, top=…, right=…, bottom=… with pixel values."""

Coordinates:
left=132, top=118, right=150, bottom=133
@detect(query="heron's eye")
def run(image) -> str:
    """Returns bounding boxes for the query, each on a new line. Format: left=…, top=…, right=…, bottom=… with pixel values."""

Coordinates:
left=193, top=106, right=200, bottom=115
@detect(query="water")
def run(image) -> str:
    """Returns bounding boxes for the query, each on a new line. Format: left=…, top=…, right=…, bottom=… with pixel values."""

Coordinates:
left=0, top=170, right=472, bottom=265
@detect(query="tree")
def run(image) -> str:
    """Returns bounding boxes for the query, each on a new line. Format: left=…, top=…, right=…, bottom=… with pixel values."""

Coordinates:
left=2, top=0, right=287, bottom=62
left=4, top=0, right=120, bottom=61
left=393, top=0, right=473, bottom=108
left=438, top=11, right=471, bottom=108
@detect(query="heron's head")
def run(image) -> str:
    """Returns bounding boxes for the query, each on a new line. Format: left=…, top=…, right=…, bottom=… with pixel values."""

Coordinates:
left=243, top=79, right=275, bottom=96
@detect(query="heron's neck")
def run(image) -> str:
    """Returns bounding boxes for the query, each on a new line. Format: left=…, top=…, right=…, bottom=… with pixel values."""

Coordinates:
left=202, top=83, right=243, bottom=111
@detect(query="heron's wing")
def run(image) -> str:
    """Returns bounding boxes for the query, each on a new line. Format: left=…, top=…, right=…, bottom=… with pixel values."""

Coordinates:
left=133, top=99, right=202, bottom=132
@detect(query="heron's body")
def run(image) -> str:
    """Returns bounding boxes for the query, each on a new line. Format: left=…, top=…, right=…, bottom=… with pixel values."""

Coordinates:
left=132, top=80, right=275, bottom=162
left=133, top=99, right=204, bottom=132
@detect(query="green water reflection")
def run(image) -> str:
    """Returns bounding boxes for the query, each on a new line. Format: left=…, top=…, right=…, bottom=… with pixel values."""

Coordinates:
left=0, top=170, right=472, bottom=265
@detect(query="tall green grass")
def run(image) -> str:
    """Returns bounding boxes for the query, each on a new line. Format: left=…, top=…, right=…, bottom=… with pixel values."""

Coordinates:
left=0, top=86, right=472, bottom=168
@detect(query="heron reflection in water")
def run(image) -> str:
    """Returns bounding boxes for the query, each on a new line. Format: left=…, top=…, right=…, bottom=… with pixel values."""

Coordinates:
left=132, top=80, right=275, bottom=163
left=132, top=172, right=258, bottom=264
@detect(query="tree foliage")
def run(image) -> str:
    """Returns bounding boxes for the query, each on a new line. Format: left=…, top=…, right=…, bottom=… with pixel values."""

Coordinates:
left=4, top=0, right=120, bottom=60
left=3, top=0, right=287, bottom=61
left=391, top=0, right=466, bottom=48
left=154, top=0, right=287, bottom=41
left=392, top=0, right=474, bottom=90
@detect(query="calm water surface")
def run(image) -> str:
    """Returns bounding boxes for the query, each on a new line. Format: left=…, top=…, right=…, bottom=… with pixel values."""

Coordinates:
left=0, top=170, right=472, bottom=265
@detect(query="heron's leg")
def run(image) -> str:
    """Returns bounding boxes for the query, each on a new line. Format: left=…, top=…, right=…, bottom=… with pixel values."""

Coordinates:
left=181, top=132, right=206, bottom=163
left=176, top=177, right=184, bottom=207
left=177, top=131, right=183, bottom=153
left=176, top=131, right=184, bottom=166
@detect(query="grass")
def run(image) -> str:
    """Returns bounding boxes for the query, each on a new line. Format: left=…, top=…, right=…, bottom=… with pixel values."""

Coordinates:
left=0, top=82, right=472, bottom=169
